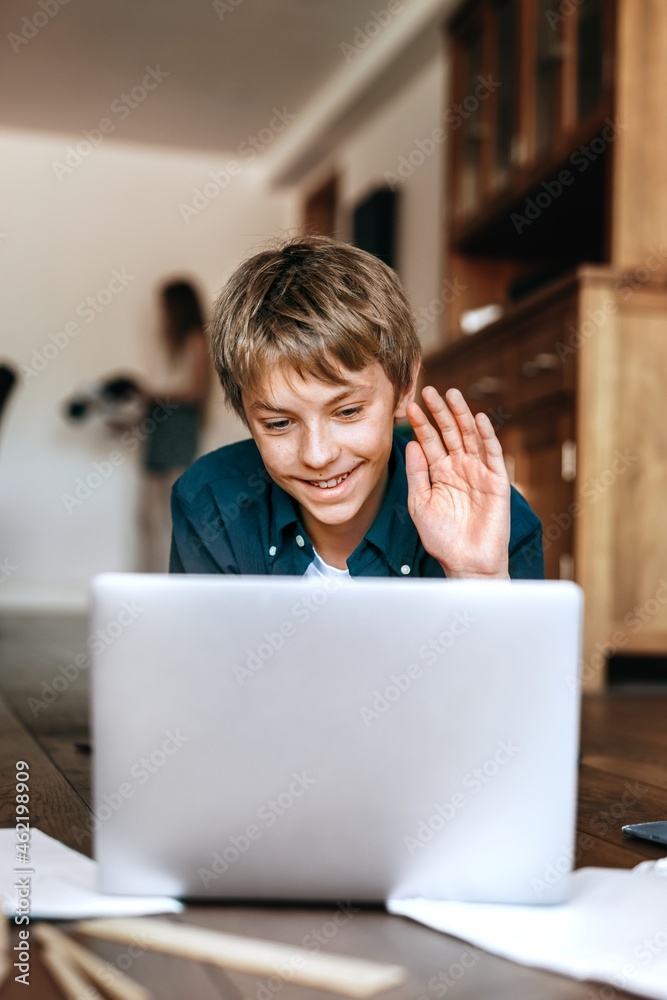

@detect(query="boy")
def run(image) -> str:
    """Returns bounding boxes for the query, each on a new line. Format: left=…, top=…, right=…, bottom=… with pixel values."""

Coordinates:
left=169, top=237, right=543, bottom=579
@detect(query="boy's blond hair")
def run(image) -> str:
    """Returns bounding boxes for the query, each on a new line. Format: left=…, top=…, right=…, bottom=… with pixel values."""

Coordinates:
left=209, top=235, right=422, bottom=422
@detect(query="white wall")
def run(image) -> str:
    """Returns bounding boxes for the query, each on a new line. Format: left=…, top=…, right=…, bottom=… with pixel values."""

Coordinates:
left=0, top=129, right=292, bottom=609
left=299, top=51, right=447, bottom=354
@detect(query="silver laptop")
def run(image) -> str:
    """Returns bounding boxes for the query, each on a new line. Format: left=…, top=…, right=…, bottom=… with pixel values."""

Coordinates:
left=90, top=574, right=583, bottom=904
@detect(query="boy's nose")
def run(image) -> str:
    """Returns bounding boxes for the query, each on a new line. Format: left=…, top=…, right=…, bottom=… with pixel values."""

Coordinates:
left=299, top=425, right=340, bottom=471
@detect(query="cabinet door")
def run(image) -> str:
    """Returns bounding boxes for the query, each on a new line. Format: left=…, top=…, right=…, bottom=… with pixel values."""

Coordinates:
left=450, top=9, right=486, bottom=222
left=422, top=340, right=514, bottom=434
left=492, top=0, right=520, bottom=190
left=534, top=0, right=566, bottom=160
left=510, top=402, right=576, bottom=581
left=447, top=0, right=614, bottom=229
left=576, top=0, right=613, bottom=124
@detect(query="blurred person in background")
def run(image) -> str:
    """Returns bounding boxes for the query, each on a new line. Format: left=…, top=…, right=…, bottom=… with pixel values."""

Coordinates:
left=141, top=279, right=211, bottom=572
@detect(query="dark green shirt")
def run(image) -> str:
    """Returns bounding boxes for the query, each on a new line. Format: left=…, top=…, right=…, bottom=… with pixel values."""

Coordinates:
left=170, top=431, right=544, bottom=578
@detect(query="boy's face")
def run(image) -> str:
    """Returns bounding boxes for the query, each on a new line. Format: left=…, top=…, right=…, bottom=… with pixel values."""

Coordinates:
left=243, top=361, right=416, bottom=545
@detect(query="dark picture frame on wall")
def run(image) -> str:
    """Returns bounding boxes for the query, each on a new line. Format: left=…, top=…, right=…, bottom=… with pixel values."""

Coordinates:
left=352, top=187, right=398, bottom=269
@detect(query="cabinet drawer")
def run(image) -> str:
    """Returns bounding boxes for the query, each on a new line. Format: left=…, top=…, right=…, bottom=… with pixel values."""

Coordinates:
left=459, top=348, right=510, bottom=418
left=515, top=312, right=576, bottom=408
left=424, top=342, right=514, bottom=425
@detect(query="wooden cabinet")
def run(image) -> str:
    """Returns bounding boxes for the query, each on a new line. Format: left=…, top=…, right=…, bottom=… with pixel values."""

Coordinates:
left=423, top=267, right=667, bottom=689
left=512, top=401, right=575, bottom=583
left=574, top=269, right=667, bottom=685
left=429, top=0, right=667, bottom=688
left=448, top=0, right=615, bottom=243
left=445, top=0, right=618, bottom=339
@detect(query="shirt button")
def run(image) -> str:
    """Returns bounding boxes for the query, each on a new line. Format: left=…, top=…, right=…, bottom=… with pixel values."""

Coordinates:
left=400, top=564, right=411, bottom=575
left=268, top=545, right=277, bottom=557
left=295, top=535, right=305, bottom=548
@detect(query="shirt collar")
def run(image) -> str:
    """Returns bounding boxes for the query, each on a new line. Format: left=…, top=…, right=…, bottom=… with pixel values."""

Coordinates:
left=269, top=475, right=302, bottom=538
left=267, top=432, right=420, bottom=574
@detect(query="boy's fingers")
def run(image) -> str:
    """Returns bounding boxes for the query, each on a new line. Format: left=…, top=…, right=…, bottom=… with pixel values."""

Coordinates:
left=474, top=411, right=507, bottom=477
left=405, top=400, right=447, bottom=469
left=421, top=386, right=482, bottom=458
left=405, top=440, right=432, bottom=503
left=438, top=387, right=480, bottom=457
left=419, top=387, right=465, bottom=456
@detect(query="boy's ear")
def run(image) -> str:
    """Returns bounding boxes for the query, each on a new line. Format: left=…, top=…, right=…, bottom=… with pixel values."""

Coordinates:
left=393, top=359, right=421, bottom=420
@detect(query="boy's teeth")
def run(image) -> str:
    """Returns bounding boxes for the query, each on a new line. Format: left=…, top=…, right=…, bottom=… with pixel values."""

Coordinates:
left=310, top=471, right=351, bottom=489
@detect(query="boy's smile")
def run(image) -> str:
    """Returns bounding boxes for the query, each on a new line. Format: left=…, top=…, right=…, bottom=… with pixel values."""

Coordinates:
left=243, top=362, right=415, bottom=566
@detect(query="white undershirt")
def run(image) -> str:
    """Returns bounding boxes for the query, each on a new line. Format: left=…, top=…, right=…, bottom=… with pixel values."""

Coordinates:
left=303, top=548, right=351, bottom=580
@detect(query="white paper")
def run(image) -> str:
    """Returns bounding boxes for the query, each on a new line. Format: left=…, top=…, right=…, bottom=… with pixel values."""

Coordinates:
left=387, top=864, right=667, bottom=1000
left=0, top=828, right=183, bottom=919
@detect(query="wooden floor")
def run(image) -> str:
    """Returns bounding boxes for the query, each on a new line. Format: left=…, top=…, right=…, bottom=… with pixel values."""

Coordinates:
left=0, top=615, right=92, bottom=854
left=1, top=613, right=666, bottom=999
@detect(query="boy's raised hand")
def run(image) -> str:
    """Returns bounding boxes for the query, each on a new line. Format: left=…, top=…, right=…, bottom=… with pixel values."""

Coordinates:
left=405, top=386, right=510, bottom=579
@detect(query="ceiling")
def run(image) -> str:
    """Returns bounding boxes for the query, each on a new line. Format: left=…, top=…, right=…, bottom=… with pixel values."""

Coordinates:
left=0, top=0, right=453, bottom=181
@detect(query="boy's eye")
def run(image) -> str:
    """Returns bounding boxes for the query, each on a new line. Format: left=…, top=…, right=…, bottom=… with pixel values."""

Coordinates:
left=262, top=418, right=291, bottom=431
left=261, top=406, right=363, bottom=430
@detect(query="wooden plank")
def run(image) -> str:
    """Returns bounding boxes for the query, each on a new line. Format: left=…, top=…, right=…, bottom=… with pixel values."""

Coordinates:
left=0, top=696, right=92, bottom=856
left=0, top=613, right=89, bottom=737
left=574, top=830, right=659, bottom=870
left=577, top=763, right=667, bottom=862
left=575, top=694, right=667, bottom=868
left=613, top=0, right=667, bottom=262
left=583, top=754, right=667, bottom=791
left=3, top=921, right=229, bottom=1000
left=575, top=278, right=620, bottom=690
left=40, top=734, right=93, bottom=807
left=580, top=694, right=667, bottom=756
left=40, top=944, right=108, bottom=1000
left=73, top=917, right=408, bottom=997
left=617, top=629, right=667, bottom=654
left=177, top=903, right=640, bottom=1000
left=0, top=912, right=8, bottom=992
left=33, top=923, right=151, bottom=1000
left=0, top=934, right=64, bottom=999
left=3, top=908, right=643, bottom=1000
left=610, top=309, right=667, bottom=629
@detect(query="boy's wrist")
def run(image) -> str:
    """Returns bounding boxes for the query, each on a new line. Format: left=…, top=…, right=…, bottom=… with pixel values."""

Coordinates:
left=439, top=561, right=510, bottom=580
